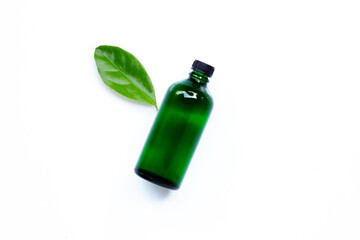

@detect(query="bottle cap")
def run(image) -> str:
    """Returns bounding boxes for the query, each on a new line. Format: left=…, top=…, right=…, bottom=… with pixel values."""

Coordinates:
left=191, top=60, right=215, bottom=77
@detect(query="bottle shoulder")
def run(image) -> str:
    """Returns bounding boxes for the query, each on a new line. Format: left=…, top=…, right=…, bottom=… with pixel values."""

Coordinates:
left=167, top=79, right=213, bottom=106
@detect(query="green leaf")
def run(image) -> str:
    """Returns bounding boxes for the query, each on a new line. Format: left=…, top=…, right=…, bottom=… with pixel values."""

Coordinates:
left=94, top=45, right=158, bottom=110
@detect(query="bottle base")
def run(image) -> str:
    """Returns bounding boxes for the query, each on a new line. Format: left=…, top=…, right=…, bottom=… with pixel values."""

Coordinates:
left=134, top=168, right=180, bottom=190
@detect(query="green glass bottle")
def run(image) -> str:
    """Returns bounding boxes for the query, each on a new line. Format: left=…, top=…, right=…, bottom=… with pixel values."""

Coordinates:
left=135, top=60, right=215, bottom=190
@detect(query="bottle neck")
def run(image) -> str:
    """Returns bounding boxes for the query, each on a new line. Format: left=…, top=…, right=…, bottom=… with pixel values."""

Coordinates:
left=189, top=70, right=209, bottom=85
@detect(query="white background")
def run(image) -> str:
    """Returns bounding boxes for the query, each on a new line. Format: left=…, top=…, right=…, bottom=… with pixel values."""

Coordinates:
left=1, top=0, right=360, bottom=239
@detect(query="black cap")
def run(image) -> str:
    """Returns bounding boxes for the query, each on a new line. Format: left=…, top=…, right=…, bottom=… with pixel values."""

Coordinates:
left=191, top=60, right=215, bottom=77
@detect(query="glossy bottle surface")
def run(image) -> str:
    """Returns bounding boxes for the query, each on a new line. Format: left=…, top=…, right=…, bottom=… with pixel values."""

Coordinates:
left=135, top=71, right=213, bottom=189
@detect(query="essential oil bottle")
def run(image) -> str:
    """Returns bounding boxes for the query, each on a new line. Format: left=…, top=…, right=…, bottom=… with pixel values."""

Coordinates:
left=135, top=60, right=214, bottom=190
